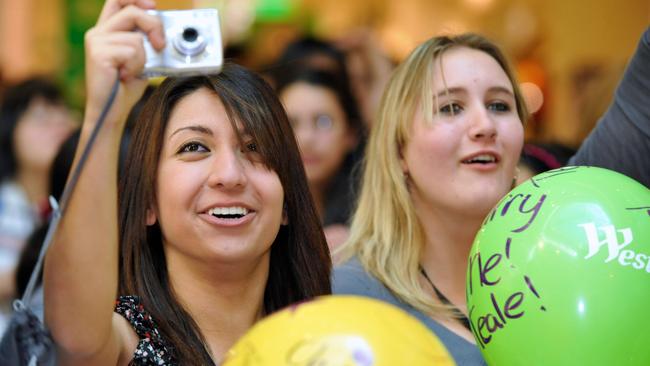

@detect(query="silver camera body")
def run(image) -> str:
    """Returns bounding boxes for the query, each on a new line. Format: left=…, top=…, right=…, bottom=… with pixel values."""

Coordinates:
left=143, top=9, right=223, bottom=77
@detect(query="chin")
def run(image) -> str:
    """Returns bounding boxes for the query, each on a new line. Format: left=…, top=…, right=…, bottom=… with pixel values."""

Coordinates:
left=464, top=188, right=509, bottom=218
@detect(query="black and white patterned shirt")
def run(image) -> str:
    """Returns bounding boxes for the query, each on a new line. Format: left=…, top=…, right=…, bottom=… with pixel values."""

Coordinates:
left=115, top=295, right=177, bottom=365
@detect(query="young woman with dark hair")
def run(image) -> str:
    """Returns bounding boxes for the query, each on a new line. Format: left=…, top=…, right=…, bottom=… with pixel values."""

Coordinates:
left=275, top=68, right=365, bottom=252
left=44, top=1, right=330, bottom=365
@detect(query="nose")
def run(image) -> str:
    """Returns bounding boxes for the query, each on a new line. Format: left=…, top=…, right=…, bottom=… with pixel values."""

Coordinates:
left=468, top=106, right=497, bottom=141
left=206, top=148, right=248, bottom=190
left=293, top=119, right=317, bottom=147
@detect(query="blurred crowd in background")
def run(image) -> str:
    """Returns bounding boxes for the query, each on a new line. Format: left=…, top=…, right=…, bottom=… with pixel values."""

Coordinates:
left=0, top=0, right=647, bottom=334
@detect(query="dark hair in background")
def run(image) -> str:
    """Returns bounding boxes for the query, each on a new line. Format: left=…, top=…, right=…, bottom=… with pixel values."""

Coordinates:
left=275, top=68, right=363, bottom=134
left=118, top=63, right=331, bottom=365
left=520, top=143, right=577, bottom=175
left=275, top=68, right=366, bottom=226
left=0, top=78, right=64, bottom=183
left=266, top=37, right=350, bottom=86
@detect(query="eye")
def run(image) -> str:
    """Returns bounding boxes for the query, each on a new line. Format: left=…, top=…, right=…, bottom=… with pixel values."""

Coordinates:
left=242, top=139, right=265, bottom=164
left=439, top=103, right=462, bottom=115
left=314, top=114, right=333, bottom=131
left=245, top=141, right=258, bottom=152
left=487, top=102, right=511, bottom=112
left=178, top=142, right=208, bottom=154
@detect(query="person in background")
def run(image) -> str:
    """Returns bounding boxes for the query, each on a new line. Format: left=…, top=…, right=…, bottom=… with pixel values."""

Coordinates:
left=11, top=77, right=153, bottom=334
left=336, top=29, right=394, bottom=128
left=334, top=27, right=649, bottom=365
left=270, top=34, right=392, bottom=127
left=270, top=37, right=350, bottom=87
left=566, top=28, right=650, bottom=187
left=276, top=68, right=364, bottom=253
left=0, top=77, right=75, bottom=330
left=44, top=1, right=330, bottom=365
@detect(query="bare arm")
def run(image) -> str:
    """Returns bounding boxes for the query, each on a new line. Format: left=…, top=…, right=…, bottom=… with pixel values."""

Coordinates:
left=43, top=0, right=164, bottom=364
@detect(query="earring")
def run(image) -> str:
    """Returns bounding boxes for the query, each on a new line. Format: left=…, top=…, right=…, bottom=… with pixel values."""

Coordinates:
left=511, top=167, right=521, bottom=188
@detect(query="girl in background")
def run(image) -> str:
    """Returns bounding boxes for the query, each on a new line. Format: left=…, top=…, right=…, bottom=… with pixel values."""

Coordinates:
left=276, top=68, right=364, bottom=252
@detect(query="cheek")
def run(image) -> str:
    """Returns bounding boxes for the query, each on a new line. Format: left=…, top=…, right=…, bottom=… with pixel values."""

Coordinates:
left=156, top=163, right=201, bottom=213
left=502, top=122, right=525, bottom=163
left=321, top=131, right=352, bottom=162
left=13, top=123, right=52, bottom=165
left=257, top=173, right=285, bottom=221
left=407, top=126, right=458, bottom=167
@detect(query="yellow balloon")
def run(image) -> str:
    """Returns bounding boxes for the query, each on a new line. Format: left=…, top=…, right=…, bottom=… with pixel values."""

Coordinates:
left=223, top=295, right=456, bottom=366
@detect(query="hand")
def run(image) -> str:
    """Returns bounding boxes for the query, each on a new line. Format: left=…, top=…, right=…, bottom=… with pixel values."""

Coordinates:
left=84, top=0, right=165, bottom=127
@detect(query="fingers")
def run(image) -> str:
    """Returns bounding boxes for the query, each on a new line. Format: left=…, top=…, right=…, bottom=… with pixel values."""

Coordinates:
left=86, top=32, right=147, bottom=81
left=97, top=0, right=156, bottom=24
left=95, top=5, right=165, bottom=50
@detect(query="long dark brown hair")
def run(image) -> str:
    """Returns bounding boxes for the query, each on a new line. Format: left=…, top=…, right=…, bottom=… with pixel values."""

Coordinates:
left=118, top=63, right=331, bottom=365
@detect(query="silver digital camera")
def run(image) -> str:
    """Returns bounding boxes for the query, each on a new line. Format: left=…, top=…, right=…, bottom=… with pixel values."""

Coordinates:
left=143, top=9, right=223, bottom=77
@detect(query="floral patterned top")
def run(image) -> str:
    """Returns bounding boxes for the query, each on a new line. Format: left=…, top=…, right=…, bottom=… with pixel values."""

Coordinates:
left=115, top=295, right=177, bottom=365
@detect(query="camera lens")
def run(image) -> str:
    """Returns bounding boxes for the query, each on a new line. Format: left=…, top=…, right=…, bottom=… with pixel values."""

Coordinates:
left=173, top=26, right=207, bottom=57
left=182, top=27, right=198, bottom=42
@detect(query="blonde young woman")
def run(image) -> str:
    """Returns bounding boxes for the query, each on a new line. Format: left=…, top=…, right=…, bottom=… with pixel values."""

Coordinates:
left=334, top=29, right=650, bottom=365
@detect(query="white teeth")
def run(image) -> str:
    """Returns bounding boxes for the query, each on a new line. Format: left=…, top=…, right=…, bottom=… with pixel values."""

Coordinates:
left=208, top=206, right=249, bottom=216
left=464, top=154, right=496, bottom=163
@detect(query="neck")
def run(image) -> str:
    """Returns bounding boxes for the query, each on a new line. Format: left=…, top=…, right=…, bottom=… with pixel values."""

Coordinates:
left=416, top=204, right=485, bottom=311
left=168, top=254, right=270, bottom=362
left=15, top=167, right=49, bottom=206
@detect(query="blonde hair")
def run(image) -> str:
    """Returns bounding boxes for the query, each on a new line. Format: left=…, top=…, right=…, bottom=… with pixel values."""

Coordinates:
left=337, top=33, right=528, bottom=319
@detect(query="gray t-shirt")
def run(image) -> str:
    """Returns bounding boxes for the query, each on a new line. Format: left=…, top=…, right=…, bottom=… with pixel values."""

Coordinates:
left=333, top=258, right=487, bottom=366
left=569, top=27, right=650, bottom=187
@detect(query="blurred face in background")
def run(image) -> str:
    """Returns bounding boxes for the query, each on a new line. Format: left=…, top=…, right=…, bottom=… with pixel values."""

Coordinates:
left=281, top=82, right=357, bottom=188
left=13, top=97, right=76, bottom=174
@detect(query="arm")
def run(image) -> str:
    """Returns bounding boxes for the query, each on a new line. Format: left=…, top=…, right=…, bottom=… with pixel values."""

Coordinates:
left=569, top=27, right=650, bottom=187
left=43, top=0, right=164, bottom=364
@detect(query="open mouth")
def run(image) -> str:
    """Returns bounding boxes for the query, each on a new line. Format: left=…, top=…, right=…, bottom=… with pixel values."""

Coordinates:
left=462, top=154, right=499, bottom=165
left=207, top=206, right=249, bottom=220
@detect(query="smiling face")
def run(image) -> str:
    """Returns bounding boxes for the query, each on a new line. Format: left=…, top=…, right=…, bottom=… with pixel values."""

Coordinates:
left=152, top=87, right=285, bottom=268
left=400, top=46, right=524, bottom=219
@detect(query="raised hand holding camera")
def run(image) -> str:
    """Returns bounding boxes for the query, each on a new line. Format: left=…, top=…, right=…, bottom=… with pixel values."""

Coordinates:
left=84, top=0, right=164, bottom=126
left=143, top=9, right=223, bottom=77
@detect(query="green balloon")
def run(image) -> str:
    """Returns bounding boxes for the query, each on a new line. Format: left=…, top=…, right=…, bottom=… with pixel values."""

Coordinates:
left=466, top=166, right=650, bottom=365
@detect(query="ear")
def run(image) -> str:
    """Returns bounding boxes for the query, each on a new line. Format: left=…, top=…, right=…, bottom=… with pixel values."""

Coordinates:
left=146, top=208, right=157, bottom=226
left=398, top=147, right=409, bottom=176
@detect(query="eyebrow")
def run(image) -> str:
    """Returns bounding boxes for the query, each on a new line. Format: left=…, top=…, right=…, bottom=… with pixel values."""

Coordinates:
left=435, top=86, right=514, bottom=98
left=169, top=125, right=213, bottom=139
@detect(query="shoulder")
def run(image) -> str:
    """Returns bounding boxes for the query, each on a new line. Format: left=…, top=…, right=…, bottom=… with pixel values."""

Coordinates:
left=332, top=258, right=406, bottom=310
left=114, top=295, right=176, bottom=365
left=332, top=258, right=380, bottom=295
left=333, top=260, right=487, bottom=365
